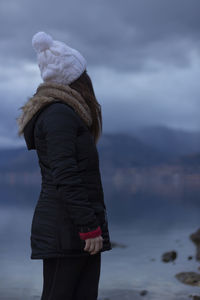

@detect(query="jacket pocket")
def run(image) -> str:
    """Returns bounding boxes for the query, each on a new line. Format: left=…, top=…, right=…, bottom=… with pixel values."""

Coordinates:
left=59, top=223, right=85, bottom=250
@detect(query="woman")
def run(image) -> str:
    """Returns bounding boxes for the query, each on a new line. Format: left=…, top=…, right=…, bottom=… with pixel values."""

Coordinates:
left=16, top=31, right=112, bottom=300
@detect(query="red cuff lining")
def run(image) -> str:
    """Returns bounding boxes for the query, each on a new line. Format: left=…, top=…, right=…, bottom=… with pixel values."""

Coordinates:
left=79, top=226, right=102, bottom=240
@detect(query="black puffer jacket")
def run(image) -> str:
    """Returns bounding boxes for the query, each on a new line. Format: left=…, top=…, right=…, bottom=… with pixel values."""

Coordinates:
left=23, top=100, right=112, bottom=259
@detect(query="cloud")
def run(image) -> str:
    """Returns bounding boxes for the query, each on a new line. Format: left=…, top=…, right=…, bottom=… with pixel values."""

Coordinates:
left=1, top=0, right=200, bottom=69
left=90, top=50, right=200, bottom=132
left=0, top=0, right=200, bottom=147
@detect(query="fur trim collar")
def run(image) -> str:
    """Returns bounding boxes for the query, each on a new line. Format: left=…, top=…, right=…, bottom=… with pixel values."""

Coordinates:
left=16, top=82, right=92, bottom=136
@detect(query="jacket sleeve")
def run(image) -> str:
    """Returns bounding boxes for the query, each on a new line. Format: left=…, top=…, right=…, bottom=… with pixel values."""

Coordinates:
left=42, top=103, right=102, bottom=238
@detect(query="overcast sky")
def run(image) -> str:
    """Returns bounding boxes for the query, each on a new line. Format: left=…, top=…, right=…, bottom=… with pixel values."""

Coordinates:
left=1, top=0, right=200, bottom=148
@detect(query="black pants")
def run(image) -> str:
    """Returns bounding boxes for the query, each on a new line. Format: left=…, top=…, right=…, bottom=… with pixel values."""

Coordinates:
left=41, top=252, right=101, bottom=300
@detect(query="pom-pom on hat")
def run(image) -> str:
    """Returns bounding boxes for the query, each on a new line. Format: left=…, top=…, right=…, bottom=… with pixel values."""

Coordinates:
left=32, top=31, right=87, bottom=85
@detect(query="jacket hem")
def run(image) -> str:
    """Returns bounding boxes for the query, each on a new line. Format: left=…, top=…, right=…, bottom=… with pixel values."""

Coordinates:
left=30, top=246, right=112, bottom=260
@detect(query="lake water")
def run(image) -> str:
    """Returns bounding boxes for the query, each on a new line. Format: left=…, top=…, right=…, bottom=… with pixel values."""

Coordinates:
left=0, top=206, right=199, bottom=300
left=1, top=201, right=200, bottom=300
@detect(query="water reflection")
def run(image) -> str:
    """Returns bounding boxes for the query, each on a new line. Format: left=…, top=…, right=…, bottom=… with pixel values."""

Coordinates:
left=1, top=184, right=200, bottom=299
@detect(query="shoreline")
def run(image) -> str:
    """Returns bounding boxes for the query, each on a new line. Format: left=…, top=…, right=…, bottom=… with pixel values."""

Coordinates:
left=0, top=287, right=196, bottom=300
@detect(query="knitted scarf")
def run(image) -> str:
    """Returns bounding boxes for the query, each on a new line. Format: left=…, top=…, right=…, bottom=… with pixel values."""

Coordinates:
left=16, top=82, right=92, bottom=137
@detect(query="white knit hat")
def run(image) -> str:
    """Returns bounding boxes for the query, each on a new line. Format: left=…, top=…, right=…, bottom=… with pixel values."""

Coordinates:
left=32, top=31, right=87, bottom=85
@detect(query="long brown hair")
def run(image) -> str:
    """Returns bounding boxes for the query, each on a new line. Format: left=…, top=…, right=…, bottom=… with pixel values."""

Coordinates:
left=69, top=69, right=102, bottom=144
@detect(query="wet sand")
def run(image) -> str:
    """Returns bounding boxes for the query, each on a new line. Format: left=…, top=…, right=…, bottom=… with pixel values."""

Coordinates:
left=98, top=288, right=195, bottom=300
left=0, top=288, right=195, bottom=300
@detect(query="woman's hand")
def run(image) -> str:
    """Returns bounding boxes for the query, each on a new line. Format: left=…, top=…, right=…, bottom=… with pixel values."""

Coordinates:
left=84, top=235, right=104, bottom=255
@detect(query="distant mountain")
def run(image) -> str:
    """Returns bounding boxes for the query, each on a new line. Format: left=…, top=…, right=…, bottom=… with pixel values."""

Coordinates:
left=97, top=133, right=169, bottom=171
left=1, top=126, right=200, bottom=173
left=0, top=147, right=38, bottom=172
left=176, top=152, right=200, bottom=171
left=1, top=127, right=200, bottom=218
left=131, top=125, right=200, bottom=158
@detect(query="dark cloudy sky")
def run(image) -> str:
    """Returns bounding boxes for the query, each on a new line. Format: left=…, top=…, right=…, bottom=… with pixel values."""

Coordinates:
left=1, top=0, right=200, bottom=148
